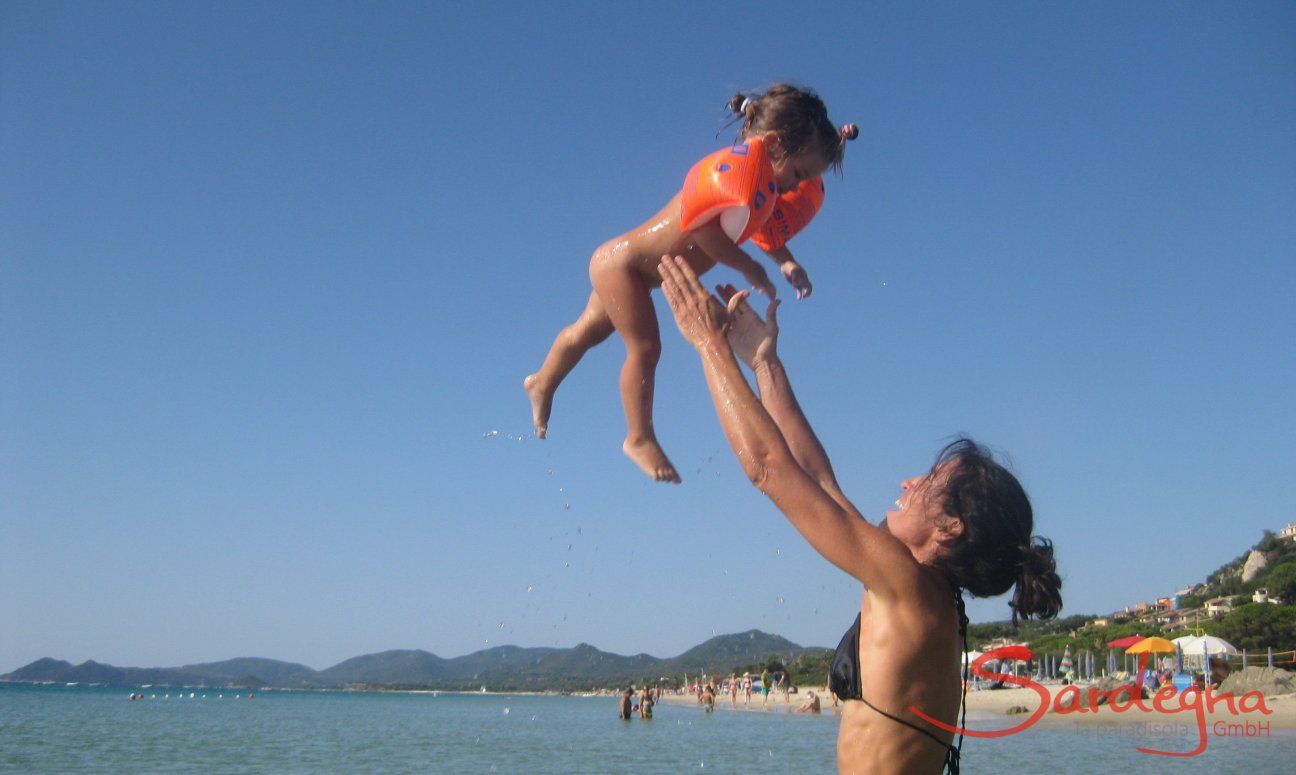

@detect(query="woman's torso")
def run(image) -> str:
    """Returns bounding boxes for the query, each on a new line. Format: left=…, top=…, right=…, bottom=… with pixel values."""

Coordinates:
left=837, top=586, right=964, bottom=775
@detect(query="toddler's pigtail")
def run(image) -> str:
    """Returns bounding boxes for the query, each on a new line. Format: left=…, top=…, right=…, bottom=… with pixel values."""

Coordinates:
left=725, top=91, right=757, bottom=134
left=839, top=123, right=859, bottom=143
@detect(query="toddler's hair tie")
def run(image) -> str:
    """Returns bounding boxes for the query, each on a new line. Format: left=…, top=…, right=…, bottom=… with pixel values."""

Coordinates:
left=740, top=97, right=754, bottom=115
left=839, top=123, right=859, bottom=142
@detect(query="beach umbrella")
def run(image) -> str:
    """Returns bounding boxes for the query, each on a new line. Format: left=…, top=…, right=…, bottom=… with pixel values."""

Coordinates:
left=1193, top=635, right=1239, bottom=656
left=1107, top=635, right=1146, bottom=650
left=1175, top=643, right=1184, bottom=674
left=1125, top=637, right=1175, bottom=654
left=1107, top=649, right=1117, bottom=675
left=1126, top=637, right=1175, bottom=675
left=1059, top=645, right=1074, bottom=677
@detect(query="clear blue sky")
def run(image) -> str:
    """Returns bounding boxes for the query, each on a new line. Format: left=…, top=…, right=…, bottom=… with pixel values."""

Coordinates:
left=2, top=1, right=1293, bottom=671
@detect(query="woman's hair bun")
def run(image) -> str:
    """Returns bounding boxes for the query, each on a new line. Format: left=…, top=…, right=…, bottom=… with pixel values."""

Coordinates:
left=1009, top=537, right=1062, bottom=623
left=839, top=123, right=859, bottom=141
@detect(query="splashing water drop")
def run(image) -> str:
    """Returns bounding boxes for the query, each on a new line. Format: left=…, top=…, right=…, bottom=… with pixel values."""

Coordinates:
left=526, top=585, right=533, bottom=593
left=776, top=548, right=781, bottom=556
left=564, top=503, right=571, bottom=510
left=566, top=544, right=572, bottom=551
left=565, top=561, right=571, bottom=568
left=777, top=596, right=785, bottom=604
left=503, top=708, right=510, bottom=715
left=482, top=430, right=500, bottom=438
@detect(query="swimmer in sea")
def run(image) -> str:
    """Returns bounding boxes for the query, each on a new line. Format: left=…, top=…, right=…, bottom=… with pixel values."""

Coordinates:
left=526, top=84, right=856, bottom=482
left=658, top=256, right=1063, bottom=774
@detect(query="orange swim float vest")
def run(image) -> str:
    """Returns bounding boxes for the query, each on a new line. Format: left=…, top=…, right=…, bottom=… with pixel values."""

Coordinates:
left=750, top=177, right=825, bottom=252
left=679, top=138, right=778, bottom=245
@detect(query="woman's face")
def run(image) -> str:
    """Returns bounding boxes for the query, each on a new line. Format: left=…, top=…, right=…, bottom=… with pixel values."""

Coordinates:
left=884, top=461, right=961, bottom=551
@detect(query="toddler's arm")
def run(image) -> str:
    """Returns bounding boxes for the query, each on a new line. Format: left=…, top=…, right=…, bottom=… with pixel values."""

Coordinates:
left=690, top=221, right=777, bottom=299
left=762, top=245, right=813, bottom=300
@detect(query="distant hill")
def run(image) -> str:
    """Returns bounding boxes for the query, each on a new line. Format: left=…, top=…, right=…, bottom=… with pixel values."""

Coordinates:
left=1, top=630, right=827, bottom=691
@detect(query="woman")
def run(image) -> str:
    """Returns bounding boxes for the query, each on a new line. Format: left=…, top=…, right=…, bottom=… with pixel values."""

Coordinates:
left=657, top=256, right=1062, bottom=774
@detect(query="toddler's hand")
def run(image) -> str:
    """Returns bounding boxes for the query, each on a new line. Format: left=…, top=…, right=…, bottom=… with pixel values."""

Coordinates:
left=743, top=263, right=778, bottom=300
left=780, top=260, right=813, bottom=300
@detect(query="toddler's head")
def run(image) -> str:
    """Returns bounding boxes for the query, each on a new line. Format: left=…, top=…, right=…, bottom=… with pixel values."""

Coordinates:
left=728, top=84, right=857, bottom=193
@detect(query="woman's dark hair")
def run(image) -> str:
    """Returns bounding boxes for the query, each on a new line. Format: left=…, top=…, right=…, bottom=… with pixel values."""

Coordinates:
left=930, top=438, right=1063, bottom=624
left=727, top=84, right=856, bottom=172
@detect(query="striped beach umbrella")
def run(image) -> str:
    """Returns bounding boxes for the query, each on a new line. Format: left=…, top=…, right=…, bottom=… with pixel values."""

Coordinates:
left=1059, top=645, right=1074, bottom=677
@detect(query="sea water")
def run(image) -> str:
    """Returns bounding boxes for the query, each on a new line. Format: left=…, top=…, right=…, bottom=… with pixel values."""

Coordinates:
left=1, top=684, right=1292, bottom=773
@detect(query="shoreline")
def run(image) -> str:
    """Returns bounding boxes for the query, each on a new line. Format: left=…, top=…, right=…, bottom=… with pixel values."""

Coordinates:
left=660, top=684, right=1296, bottom=731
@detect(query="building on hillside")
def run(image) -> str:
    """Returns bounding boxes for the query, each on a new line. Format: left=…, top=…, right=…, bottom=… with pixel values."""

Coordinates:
left=1252, top=588, right=1285, bottom=605
left=1205, top=596, right=1235, bottom=617
left=1155, top=597, right=1174, bottom=611
left=1157, top=608, right=1209, bottom=632
left=1089, top=618, right=1109, bottom=628
left=1281, top=522, right=1296, bottom=542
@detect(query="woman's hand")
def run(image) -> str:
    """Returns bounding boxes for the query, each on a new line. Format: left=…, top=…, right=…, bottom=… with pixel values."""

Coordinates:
left=715, top=283, right=780, bottom=369
left=659, top=255, right=730, bottom=351
left=780, top=260, right=813, bottom=300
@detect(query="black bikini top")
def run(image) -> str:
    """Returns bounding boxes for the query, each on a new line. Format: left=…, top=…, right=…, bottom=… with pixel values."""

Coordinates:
left=829, top=588, right=970, bottom=775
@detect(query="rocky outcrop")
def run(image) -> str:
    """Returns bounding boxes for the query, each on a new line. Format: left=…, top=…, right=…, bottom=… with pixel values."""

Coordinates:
left=1241, top=550, right=1269, bottom=582
left=1218, top=667, right=1296, bottom=697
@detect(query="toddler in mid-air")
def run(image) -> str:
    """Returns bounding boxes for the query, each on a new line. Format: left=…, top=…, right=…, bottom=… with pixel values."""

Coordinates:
left=526, top=84, right=856, bottom=483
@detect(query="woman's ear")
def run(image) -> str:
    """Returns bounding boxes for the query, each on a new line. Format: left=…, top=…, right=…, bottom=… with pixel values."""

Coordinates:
left=939, top=516, right=965, bottom=542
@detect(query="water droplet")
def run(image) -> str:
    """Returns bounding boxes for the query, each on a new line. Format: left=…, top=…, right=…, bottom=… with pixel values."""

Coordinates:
left=566, top=544, right=572, bottom=551
left=565, top=561, right=571, bottom=568
left=482, top=430, right=500, bottom=438
left=503, top=707, right=510, bottom=715
left=777, top=596, right=785, bottom=604
left=564, top=503, right=571, bottom=510
left=547, top=469, right=554, bottom=475
left=526, top=585, right=533, bottom=593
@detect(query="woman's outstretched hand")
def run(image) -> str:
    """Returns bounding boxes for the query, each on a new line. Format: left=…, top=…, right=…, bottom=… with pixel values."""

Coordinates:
left=715, top=284, right=780, bottom=369
left=659, top=255, right=730, bottom=350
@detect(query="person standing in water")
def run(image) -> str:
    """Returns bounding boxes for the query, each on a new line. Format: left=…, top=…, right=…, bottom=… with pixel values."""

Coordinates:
left=526, top=84, right=856, bottom=482
left=658, top=257, right=1062, bottom=774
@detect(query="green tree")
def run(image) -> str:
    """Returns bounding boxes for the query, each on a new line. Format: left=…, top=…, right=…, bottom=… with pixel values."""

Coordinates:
left=1216, top=604, right=1296, bottom=651
left=1262, top=562, right=1296, bottom=603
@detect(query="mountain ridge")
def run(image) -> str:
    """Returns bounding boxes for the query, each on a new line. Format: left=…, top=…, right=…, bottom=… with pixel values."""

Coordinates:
left=1, top=630, right=828, bottom=691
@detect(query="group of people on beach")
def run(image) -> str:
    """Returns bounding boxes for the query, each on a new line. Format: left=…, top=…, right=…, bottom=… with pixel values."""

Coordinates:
left=535, top=83, right=1063, bottom=774
left=618, top=685, right=658, bottom=720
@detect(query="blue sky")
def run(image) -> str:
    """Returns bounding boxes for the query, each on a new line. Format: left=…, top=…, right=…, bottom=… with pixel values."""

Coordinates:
left=2, top=1, right=1293, bottom=671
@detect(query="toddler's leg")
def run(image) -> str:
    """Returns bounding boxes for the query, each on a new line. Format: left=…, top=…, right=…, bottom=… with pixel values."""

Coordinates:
left=526, top=291, right=614, bottom=438
left=592, top=262, right=680, bottom=484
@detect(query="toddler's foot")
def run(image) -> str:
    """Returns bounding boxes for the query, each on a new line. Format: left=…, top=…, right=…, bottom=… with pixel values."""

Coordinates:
left=524, top=374, right=552, bottom=439
left=622, top=437, right=681, bottom=484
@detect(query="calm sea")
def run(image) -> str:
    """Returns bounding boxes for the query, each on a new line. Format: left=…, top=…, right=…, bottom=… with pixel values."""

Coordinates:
left=1, top=684, right=1292, bottom=773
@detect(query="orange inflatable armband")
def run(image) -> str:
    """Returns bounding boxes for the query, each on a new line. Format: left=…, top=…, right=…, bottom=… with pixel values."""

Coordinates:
left=750, top=177, right=825, bottom=252
left=679, top=138, right=778, bottom=245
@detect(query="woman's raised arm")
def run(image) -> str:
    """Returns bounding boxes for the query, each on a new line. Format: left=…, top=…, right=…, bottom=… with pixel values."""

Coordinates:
left=658, top=256, right=916, bottom=594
